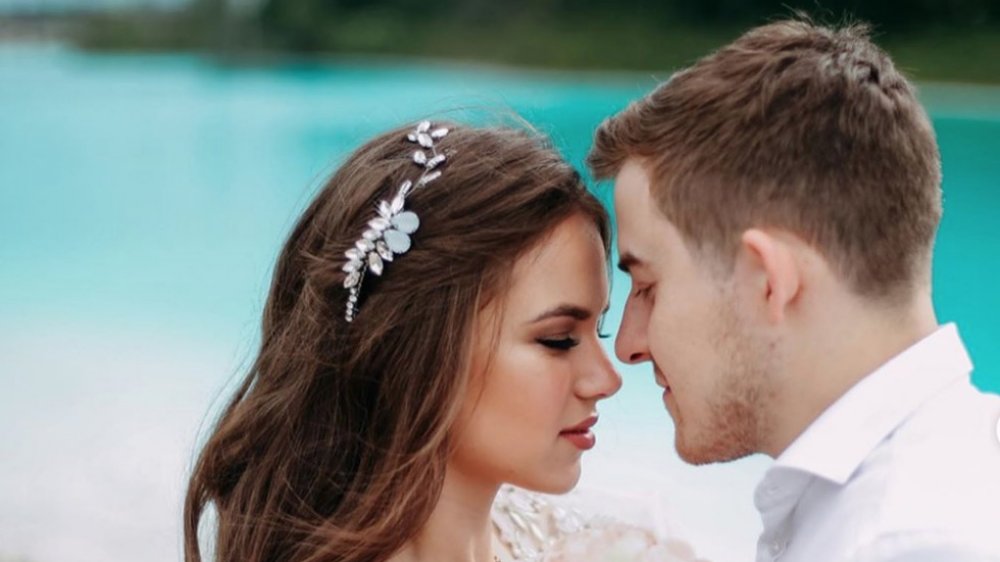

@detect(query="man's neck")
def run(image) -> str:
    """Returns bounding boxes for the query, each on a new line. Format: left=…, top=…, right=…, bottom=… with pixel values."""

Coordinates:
left=389, top=468, right=499, bottom=562
left=763, top=294, right=939, bottom=458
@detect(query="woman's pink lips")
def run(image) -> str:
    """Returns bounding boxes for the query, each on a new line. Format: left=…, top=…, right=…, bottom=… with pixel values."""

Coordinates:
left=560, top=414, right=598, bottom=450
left=560, top=430, right=596, bottom=450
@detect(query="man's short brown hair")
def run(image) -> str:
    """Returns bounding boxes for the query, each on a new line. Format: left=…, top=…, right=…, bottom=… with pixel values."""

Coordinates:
left=589, top=18, right=942, bottom=300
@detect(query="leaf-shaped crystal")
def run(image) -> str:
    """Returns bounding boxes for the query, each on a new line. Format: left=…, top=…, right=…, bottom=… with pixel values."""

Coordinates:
left=376, top=240, right=393, bottom=262
left=345, top=248, right=363, bottom=261
left=413, top=150, right=427, bottom=165
left=355, top=238, right=375, bottom=252
left=426, top=154, right=446, bottom=169
left=368, top=252, right=384, bottom=276
left=383, top=229, right=412, bottom=254
left=368, top=217, right=391, bottom=231
left=430, top=127, right=449, bottom=139
left=418, top=170, right=441, bottom=186
left=407, top=133, right=417, bottom=142
left=343, top=271, right=361, bottom=289
left=391, top=211, right=419, bottom=234
left=362, top=229, right=379, bottom=241
left=417, top=133, right=433, bottom=148
left=417, top=120, right=431, bottom=133
left=390, top=193, right=405, bottom=214
left=378, top=200, right=393, bottom=219
left=342, top=259, right=362, bottom=273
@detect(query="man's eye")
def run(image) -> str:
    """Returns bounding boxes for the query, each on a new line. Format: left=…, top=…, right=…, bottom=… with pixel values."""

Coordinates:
left=538, top=338, right=580, bottom=351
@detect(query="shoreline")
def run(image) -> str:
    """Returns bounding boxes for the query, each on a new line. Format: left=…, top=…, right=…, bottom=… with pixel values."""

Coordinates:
left=2, top=12, right=999, bottom=85
left=5, top=37, right=1000, bottom=93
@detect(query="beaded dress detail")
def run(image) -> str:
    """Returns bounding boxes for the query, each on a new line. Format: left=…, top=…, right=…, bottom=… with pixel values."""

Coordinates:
left=491, top=485, right=590, bottom=561
left=490, top=485, right=709, bottom=562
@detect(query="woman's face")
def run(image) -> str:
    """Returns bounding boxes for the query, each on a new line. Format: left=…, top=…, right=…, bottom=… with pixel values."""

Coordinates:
left=450, top=213, right=622, bottom=494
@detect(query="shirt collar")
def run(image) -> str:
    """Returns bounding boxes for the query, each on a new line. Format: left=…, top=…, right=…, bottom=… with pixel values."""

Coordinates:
left=771, top=323, right=973, bottom=486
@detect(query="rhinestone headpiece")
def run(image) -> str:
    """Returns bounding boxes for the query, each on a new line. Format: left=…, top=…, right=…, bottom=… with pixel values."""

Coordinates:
left=342, top=120, right=450, bottom=323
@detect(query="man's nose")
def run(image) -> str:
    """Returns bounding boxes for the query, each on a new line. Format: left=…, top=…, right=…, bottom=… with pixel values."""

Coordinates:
left=615, top=305, right=651, bottom=364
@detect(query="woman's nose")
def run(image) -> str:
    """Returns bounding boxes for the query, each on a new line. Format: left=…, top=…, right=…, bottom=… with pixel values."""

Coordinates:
left=579, top=344, right=623, bottom=400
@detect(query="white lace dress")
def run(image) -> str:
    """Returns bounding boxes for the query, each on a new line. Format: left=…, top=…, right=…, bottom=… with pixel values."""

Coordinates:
left=490, top=486, right=711, bottom=562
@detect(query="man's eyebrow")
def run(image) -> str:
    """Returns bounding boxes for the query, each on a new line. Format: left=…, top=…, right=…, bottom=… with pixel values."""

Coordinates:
left=529, top=304, right=593, bottom=324
left=618, top=252, right=641, bottom=274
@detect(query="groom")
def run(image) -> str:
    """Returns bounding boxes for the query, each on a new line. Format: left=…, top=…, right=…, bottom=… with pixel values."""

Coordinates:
left=589, top=18, right=1000, bottom=562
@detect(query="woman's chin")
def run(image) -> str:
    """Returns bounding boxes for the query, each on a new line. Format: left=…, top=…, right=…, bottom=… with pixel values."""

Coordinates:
left=511, top=463, right=581, bottom=495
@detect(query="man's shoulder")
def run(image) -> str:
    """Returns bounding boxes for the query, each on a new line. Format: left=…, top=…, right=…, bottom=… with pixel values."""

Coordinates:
left=883, top=379, right=1000, bottom=470
left=858, top=381, right=1000, bottom=543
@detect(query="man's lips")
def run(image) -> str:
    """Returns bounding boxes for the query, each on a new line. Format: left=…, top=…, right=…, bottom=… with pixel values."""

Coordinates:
left=654, top=367, right=671, bottom=391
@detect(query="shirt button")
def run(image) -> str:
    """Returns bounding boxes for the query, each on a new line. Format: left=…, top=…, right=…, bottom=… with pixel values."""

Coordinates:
left=769, top=539, right=786, bottom=558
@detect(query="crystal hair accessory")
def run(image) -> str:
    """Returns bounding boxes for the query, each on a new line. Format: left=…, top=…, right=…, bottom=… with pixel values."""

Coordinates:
left=341, top=120, right=450, bottom=323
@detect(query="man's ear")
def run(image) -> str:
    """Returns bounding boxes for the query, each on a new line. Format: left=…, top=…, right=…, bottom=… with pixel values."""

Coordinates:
left=739, top=229, right=802, bottom=324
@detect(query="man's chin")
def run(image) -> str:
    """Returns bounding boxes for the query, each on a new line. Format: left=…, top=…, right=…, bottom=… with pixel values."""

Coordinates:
left=675, top=435, right=756, bottom=466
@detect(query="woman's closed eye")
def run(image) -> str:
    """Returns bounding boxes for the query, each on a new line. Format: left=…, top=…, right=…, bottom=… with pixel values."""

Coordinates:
left=537, top=337, right=580, bottom=351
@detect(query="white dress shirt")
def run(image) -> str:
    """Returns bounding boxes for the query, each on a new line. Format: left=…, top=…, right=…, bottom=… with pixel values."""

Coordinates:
left=754, top=324, right=1000, bottom=562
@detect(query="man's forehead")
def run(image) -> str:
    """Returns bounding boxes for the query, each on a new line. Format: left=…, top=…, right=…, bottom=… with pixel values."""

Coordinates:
left=613, top=161, right=684, bottom=277
left=613, top=159, right=654, bottom=258
left=613, top=159, right=652, bottom=206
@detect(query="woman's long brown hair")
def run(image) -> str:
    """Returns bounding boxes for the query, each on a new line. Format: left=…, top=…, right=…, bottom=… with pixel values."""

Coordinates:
left=184, top=122, right=611, bottom=562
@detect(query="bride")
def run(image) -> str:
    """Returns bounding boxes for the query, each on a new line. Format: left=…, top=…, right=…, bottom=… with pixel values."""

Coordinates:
left=184, top=120, right=705, bottom=562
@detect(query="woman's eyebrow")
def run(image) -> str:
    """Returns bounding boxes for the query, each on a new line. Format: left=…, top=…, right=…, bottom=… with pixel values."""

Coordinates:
left=529, top=304, right=592, bottom=324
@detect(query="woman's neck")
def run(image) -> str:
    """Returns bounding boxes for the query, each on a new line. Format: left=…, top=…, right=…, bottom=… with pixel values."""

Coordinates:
left=389, top=469, right=500, bottom=562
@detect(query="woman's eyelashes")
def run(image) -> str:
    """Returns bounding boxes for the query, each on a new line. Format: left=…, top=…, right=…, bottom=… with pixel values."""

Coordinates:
left=537, top=337, right=580, bottom=351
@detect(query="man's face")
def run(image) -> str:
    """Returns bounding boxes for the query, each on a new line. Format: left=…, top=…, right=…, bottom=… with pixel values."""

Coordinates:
left=613, top=158, right=774, bottom=465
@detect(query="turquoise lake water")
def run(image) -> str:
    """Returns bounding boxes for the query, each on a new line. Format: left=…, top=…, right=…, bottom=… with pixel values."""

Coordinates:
left=2, top=45, right=997, bottom=389
left=0, top=44, right=997, bottom=562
